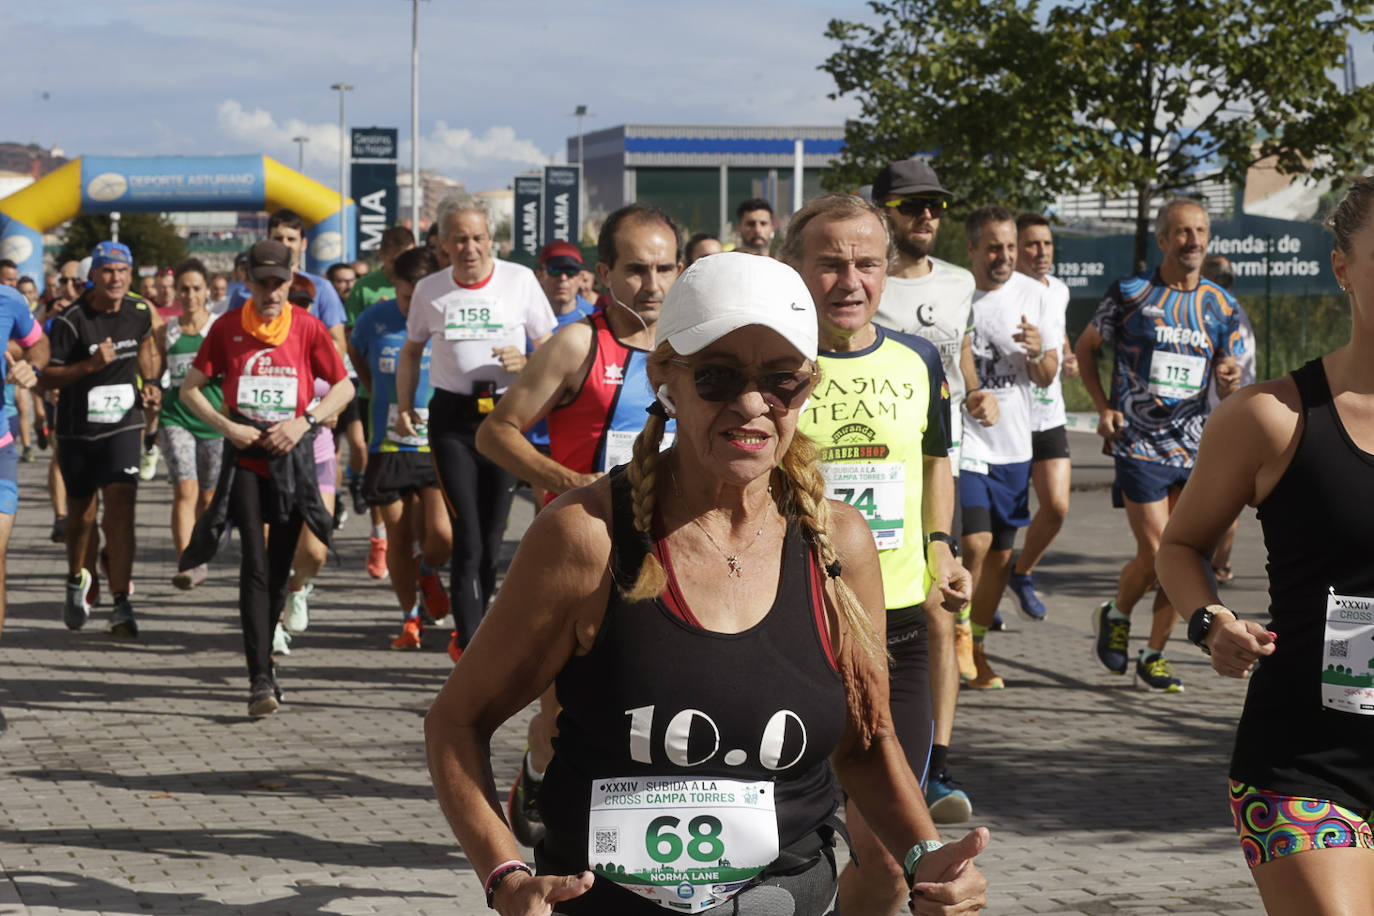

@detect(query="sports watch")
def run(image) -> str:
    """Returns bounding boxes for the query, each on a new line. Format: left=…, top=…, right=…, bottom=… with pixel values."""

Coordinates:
left=924, top=531, right=958, bottom=556
left=303, top=412, right=320, bottom=429
left=1187, top=605, right=1233, bottom=655
left=903, top=840, right=945, bottom=886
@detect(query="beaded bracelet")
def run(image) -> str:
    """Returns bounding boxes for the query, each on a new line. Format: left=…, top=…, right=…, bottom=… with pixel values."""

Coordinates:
left=484, top=860, right=533, bottom=909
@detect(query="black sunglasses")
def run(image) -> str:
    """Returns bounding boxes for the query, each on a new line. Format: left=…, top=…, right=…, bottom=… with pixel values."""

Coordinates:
left=545, top=266, right=580, bottom=278
left=884, top=196, right=948, bottom=217
left=672, top=358, right=816, bottom=409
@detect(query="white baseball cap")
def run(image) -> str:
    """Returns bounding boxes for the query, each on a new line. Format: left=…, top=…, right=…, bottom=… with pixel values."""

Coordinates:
left=655, top=252, right=817, bottom=361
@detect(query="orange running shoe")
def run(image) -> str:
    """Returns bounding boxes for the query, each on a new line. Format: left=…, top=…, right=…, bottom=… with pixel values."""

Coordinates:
left=954, top=623, right=976, bottom=683
left=416, top=559, right=450, bottom=622
left=391, top=616, right=422, bottom=650
left=367, top=536, right=388, bottom=579
left=447, top=630, right=462, bottom=664
left=968, top=641, right=1005, bottom=690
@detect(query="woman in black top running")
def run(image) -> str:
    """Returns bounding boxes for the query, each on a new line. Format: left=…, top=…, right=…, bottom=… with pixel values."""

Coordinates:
left=425, top=254, right=989, bottom=915
left=1158, top=179, right=1374, bottom=914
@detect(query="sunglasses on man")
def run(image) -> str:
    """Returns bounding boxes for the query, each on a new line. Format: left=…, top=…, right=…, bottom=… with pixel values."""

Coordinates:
left=545, top=266, right=580, bottom=279
left=883, top=196, right=949, bottom=218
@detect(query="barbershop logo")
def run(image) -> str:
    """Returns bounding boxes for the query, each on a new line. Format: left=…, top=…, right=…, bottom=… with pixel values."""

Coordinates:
left=820, top=423, right=889, bottom=461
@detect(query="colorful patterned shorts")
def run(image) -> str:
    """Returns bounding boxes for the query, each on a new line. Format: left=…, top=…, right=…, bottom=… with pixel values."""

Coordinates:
left=1230, top=780, right=1374, bottom=868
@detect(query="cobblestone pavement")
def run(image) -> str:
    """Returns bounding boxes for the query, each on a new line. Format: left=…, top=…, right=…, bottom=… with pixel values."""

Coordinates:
left=0, top=433, right=1268, bottom=914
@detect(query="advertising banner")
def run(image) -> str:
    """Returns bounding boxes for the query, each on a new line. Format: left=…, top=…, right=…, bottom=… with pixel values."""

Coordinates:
left=352, top=129, right=398, bottom=253
left=80, top=156, right=265, bottom=212
left=513, top=175, right=543, bottom=258
left=1053, top=212, right=1339, bottom=298
left=542, top=165, right=581, bottom=246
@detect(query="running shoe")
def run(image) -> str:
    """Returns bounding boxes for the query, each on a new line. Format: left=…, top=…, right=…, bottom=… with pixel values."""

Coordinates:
left=1136, top=654, right=1184, bottom=693
left=924, top=771, right=973, bottom=824
left=447, top=630, right=463, bottom=664
left=1007, top=571, right=1047, bottom=621
left=107, top=598, right=138, bottom=638
left=248, top=675, right=279, bottom=717
left=283, top=584, right=312, bottom=633
left=87, top=572, right=100, bottom=608
left=36, top=424, right=48, bottom=450
left=172, top=564, right=208, bottom=591
left=990, top=611, right=1008, bottom=631
left=967, top=642, right=1005, bottom=690
left=20, top=445, right=33, bottom=463
left=367, top=536, right=388, bottom=579
left=272, top=622, right=292, bottom=656
left=49, top=517, right=65, bottom=544
left=391, top=616, right=423, bottom=650
left=139, top=443, right=160, bottom=481
left=508, top=754, right=547, bottom=846
left=953, top=623, right=976, bottom=683
left=333, top=499, right=349, bottom=531
left=1093, top=601, right=1130, bottom=675
left=63, top=569, right=93, bottom=630
left=417, top=560, right=450, bottom=623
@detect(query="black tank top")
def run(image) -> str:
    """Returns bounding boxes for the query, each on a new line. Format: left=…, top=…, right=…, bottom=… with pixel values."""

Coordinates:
left=1234, top=359, right=1374, bottom=808
left=537, top=470, right=847, bottom=905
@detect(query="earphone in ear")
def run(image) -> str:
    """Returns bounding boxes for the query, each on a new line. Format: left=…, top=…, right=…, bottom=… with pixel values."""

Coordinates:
left=655, top=383, right=677, bottom=416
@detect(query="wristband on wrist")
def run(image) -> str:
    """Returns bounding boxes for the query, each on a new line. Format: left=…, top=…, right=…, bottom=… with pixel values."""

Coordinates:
left=1026, top=350, right=1045, bottom=363
left=484, top=860, right=533, bottom=909
left=902, top=840, right=945, bottom=886
left=924, top=531, right=958, bottom=556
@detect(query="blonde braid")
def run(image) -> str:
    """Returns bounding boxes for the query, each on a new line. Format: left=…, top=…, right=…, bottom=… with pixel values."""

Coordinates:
left=779, top=432, right=886, bottom=665
left=622, top=410, right=669, bottom=601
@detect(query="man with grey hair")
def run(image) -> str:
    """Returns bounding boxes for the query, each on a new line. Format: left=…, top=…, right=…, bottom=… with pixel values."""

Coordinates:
left=787, top=193, right=975, bottom=915
left=1074, top=197, right=1244, bottom=692
left=396, top=194, right=556, bottom=663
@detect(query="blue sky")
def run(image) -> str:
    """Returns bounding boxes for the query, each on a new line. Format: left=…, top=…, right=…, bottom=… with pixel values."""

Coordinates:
left=8, top=0, right=875, bottom=193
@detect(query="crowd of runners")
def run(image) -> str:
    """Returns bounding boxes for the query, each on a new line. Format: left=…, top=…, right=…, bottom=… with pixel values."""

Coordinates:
left=0, top=162, right=1369, bottom=914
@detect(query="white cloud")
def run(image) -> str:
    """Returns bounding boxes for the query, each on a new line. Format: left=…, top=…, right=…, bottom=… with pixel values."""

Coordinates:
left=418, top=123, right=552, bottom=174
left=214, top=100, right=554, bottom=188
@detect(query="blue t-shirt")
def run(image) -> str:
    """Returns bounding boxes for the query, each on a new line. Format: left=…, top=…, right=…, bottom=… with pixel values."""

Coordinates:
left=1089, top=270, right=1244, bottom=466
left=227, top=270, right=346, bottom=329
left=527, top=299, right=601, bottom=448
left=0, top=286, right=40, bottom=448
left=351, top=298, right=433, bottom=453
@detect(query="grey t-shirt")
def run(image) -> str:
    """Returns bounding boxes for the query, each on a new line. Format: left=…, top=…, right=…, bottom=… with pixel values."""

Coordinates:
left=876, top=257, right=975, bottom=459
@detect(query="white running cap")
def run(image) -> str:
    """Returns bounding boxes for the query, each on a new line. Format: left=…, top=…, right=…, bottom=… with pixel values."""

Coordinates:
left=655, top=252, right=817, bottom=361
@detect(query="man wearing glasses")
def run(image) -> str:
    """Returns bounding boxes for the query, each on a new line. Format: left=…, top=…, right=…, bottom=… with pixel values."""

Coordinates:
left=873, top=158, right=987, bottom=827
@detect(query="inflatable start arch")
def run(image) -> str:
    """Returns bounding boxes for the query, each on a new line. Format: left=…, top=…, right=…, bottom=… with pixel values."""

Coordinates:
left=0, top=155, right=354, bottom=289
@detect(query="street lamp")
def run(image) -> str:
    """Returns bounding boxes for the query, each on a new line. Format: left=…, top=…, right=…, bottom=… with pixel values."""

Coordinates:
left=572, top=104, right=593, bottom=242
left=292, top=135, right=309, bottom=172
left=409, top=0, right=428, bottom=239
left=331, top=82, right=354, bottom=262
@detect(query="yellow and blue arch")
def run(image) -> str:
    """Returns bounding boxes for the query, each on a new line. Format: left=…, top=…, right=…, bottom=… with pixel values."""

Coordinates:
left=0, top=155, right=354, bottom=289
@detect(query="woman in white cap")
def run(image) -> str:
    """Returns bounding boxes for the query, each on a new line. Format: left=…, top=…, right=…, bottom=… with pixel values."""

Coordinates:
left=425, top=253, right=989, bottom=915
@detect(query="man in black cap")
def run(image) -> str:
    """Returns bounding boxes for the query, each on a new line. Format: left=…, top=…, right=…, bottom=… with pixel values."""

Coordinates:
left=872, top=158, right=988, bottom=829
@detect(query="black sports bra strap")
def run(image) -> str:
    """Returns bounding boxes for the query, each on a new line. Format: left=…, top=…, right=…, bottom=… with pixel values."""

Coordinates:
left=1290, top=358, right=1332, bottom=413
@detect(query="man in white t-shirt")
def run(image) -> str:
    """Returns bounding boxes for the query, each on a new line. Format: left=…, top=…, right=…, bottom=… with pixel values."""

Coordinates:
left=960, top=206, right=1060, bottom=689
left=1005, top=213, right=1079, bottom=621
left=872, top=158, right=989, bottom=825
left=397, top=194, right=556, bottom=663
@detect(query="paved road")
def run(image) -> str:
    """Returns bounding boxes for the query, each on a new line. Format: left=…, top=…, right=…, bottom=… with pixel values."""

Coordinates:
left=0, top=433, right=1268, bottom=914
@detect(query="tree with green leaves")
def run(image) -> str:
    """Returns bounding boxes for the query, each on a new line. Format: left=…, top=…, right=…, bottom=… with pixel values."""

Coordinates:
left=822, top=0, right=1374, bottom=268
left=57, top=213, right=187, bottom=277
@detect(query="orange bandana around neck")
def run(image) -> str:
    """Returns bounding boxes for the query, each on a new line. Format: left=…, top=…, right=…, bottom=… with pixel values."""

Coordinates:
left=241, top=301, right=292, bottom=346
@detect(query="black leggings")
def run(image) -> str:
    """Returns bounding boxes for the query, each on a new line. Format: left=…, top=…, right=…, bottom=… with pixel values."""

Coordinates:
left=428, top=389, right=517, bottom=649
left=886, top=609, right=934, bottom=785
left=228, top=466, right=304, bottom=680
